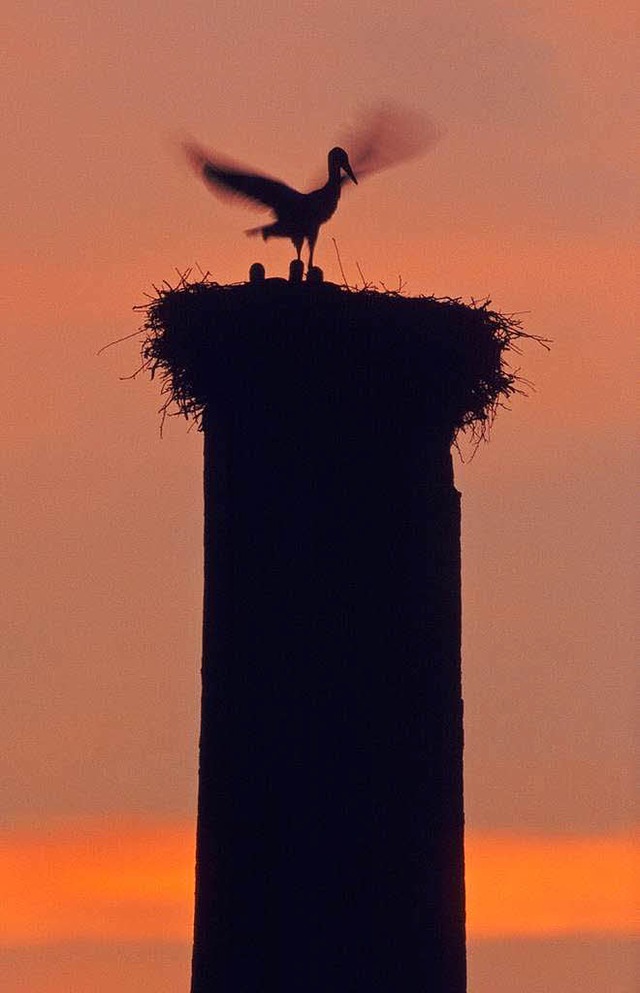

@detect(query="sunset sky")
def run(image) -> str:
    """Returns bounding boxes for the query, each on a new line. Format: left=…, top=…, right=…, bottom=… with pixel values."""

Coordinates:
left=2, top=1, right=638, bottom=991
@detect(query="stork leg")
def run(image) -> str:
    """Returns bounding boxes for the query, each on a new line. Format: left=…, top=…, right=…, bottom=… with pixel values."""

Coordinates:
left=307, top=228, right=319, bottom=270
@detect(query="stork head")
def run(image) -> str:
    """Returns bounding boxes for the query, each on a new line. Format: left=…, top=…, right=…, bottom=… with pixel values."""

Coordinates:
left=329, top=146, right=357, bottom=184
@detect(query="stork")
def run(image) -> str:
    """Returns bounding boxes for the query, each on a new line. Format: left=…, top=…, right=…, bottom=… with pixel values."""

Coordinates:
left=184, top=106, right=442, bottom=272
left=184, top=143, right=357, bottom=271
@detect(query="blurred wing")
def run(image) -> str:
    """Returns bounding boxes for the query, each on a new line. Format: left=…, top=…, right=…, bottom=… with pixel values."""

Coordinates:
left=184, top=141, right=299, bottom=213
left=338, top=103, right=443, bottom=184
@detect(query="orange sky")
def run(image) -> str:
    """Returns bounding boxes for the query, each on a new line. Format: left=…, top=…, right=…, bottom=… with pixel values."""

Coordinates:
left=2, top=1, right=637, bottom=991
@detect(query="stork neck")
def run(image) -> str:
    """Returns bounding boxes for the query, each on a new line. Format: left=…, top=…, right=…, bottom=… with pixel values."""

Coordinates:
left=327, top=159, right=343, bottom=187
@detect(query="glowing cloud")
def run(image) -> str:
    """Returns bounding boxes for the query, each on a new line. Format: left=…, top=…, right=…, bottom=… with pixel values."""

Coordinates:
left=465, top=830, right=639, bottom=938
left=0, top=821, right=636, bottom=946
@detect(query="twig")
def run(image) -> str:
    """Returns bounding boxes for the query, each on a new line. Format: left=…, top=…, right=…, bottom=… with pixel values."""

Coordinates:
left=355, top=261, right=371, bottom=289
left=97, top=328, right=144, bottom=356
left=332, top=238, right=349, bottom=289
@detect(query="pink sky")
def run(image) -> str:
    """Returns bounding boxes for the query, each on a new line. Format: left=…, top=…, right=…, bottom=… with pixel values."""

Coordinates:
left=2, top=1, right=637, bottom=991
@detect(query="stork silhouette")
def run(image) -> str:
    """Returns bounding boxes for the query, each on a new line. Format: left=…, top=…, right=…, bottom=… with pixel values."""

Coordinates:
left=185, top=144, right=356, bottom=270
left=184, top=105, right=441, bottom=272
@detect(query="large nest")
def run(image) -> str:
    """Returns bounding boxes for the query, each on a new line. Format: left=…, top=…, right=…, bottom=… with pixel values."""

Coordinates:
left=136, top=271, right=545, bottom=444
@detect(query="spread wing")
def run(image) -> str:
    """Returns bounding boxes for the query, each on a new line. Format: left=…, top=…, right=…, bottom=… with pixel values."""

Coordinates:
left=337, top=103, right=443, bottom=185
left=184, top=141, right=300, bottom=214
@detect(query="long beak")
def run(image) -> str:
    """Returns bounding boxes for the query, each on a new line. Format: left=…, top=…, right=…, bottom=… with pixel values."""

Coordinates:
left=344, top=162, right=358, bottom=185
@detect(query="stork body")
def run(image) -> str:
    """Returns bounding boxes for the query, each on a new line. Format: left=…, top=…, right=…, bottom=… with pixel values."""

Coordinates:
left=185, top=144, right=357, bottom=270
